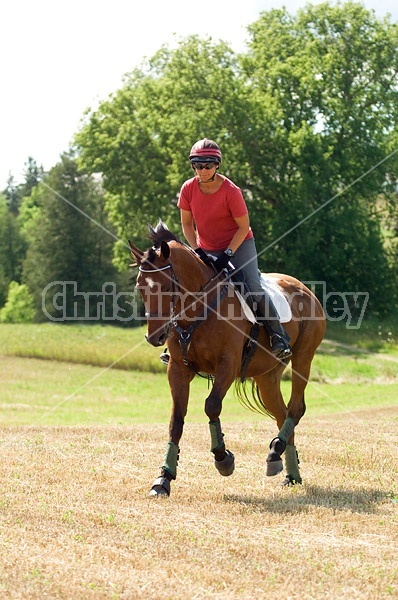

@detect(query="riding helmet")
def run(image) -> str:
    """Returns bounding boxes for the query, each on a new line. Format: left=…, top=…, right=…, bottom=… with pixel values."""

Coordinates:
left=189, top=138, right=222, bottom=164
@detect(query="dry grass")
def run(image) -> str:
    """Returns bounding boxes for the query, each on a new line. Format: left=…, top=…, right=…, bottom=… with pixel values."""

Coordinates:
left=1, top=407, right=397, bottom=599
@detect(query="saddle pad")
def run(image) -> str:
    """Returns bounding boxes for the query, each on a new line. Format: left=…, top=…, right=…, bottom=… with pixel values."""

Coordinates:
left=260, top=275, right=292, bottom=323
left=235, top=290, right=257, bottom=324
left=234, top=276, right=292, bottom=324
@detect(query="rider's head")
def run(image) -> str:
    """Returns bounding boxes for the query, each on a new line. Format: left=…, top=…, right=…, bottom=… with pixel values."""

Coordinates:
left=189, top=138, right=222, bottom=171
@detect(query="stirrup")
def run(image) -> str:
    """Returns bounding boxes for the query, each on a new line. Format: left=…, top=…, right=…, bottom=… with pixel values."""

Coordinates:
left=159, top=348, right=170, bottom=365
left=277, top=347, right=292, bottom=360
left=270, top=335, right=292, bottom=360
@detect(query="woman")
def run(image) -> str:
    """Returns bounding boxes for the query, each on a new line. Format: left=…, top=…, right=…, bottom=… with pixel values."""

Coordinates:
left=162, top=138, right=292, bottom=363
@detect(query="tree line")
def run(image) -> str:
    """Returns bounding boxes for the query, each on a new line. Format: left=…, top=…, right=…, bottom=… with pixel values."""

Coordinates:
left=1, top=2, right=397, bottom=324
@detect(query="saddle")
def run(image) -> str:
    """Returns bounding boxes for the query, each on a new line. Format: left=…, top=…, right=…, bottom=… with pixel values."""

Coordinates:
left=230, top=272, right=292, bottom=381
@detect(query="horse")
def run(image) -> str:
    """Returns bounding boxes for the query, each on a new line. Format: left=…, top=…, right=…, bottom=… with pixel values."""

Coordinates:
left=129, top=222, right=326, bottom=497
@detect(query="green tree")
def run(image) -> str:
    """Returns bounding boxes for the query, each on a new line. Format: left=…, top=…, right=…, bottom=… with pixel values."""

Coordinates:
left=241, top=2, right=398, bottom=313
left=75, top=3, right=398, bottom=315
left=0, top=158, right=43, bottom=306
left=17, top=184, right=42, bottom=242
left=0, top=194, right=26, bottom=299
left=23, top=154, right=130, bottom=322
left=3, top=175, right=21, bottom=216
left=0, top=281, right=35, bottom=323
left=20, top=157, right=44, bottom=198
left=2, top=158, right=43, bottom=212
left=76, top=36, right=253, bottom=266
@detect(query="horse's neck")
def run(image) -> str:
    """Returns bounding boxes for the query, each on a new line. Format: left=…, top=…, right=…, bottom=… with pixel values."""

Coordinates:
left=171, top=247, right=209, bottom=292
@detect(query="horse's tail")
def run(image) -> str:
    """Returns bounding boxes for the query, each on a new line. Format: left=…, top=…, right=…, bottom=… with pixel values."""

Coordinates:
left=234, top=378, right=275, bottom=419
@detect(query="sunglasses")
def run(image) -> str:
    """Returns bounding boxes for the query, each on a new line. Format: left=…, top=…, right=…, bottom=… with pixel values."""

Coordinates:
left=192, top=162, right=217, bottom=170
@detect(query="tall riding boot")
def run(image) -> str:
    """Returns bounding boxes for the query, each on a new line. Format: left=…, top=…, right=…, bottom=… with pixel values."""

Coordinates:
left=254, top=293, right=292, bottom=360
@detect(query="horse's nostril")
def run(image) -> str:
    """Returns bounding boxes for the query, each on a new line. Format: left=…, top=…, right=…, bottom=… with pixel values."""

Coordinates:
left=145, top=333, right=164, bottom=347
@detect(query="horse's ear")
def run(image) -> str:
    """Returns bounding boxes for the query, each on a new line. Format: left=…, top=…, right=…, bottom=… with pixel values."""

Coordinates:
left=160, top=240, right=170, bottom=259
left=128, top=240, right=143, bottom=267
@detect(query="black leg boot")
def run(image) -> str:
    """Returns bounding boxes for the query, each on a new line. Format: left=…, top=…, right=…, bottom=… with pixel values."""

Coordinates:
left=254, top=294, right=292, bottom=360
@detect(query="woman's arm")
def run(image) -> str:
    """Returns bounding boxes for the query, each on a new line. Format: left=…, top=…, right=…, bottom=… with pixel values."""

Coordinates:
left=180, top=209, right=198, bottom=248
left=227, top=214, right=250, bottom=254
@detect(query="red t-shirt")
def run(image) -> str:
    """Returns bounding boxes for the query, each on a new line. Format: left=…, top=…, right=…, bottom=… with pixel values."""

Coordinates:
left=178, top=176, right=253, bottom=251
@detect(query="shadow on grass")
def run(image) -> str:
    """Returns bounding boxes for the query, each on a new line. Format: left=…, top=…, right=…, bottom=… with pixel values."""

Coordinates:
left=224, top=485, right=387, bottom=514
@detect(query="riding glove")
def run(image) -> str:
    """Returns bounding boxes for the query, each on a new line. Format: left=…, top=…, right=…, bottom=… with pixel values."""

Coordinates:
left=194, top=248, right=214, bottom=266
left=214, top=252, right=234, bottom=272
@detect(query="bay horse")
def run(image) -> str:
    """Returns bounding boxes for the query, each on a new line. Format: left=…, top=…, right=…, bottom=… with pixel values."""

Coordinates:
left=129, top=222, right=326, bottom=497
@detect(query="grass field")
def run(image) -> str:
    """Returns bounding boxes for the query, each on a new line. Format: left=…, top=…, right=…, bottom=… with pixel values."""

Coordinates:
left=0, top=320, right=396, bottom=376
left=1, top=322, right=397, bottom=427
left=0, top=322, right=397, bottom=598
left=1, top=414, right=397, bottom=599
left=1, top=354, right=398, bottom=427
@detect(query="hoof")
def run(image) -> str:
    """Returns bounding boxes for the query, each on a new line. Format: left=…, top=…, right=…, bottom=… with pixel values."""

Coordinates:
left=215, top=450, right=235, bottom=477
left=149, top=476, right=170, bottom=498
left=279, top=474, right=302, bottom=487
left=266, top=439, right=285, bottom=477
left=266, top=450, right=283, bottom=476
left=266, top=458, right=283, bottom=477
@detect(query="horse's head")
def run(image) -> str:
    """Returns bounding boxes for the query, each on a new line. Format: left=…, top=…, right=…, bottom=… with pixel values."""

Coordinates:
left=130, top=221, right=212, bottom=347
left=130, top=239, right=174, bottom=347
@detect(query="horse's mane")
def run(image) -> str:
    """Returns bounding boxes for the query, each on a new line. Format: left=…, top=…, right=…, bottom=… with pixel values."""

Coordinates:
left=148, top=220, right=183, bottom=248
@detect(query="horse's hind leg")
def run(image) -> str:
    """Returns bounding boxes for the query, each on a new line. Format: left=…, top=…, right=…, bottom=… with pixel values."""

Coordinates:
left=267, top=345, right=316, bottom=485
left=283, top=443, right=301, bottom=486
left=254, top=366, right=289, bottom=478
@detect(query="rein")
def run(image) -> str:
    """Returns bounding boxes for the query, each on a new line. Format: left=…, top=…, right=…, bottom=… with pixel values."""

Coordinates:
left=140, top=261, right=228, bottom=376
left=172, top=281, right=228, bottom=370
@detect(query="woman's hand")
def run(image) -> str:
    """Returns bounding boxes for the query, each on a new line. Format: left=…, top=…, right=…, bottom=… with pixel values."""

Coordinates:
left=213, top=252, right=234, bottom=272
left=194, top=248, right=214, bottom=266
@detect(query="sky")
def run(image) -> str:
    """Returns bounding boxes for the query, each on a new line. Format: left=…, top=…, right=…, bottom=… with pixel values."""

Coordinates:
left=1, top=0, right=397, bottom=190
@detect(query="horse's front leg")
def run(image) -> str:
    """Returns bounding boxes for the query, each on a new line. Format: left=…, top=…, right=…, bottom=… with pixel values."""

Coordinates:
left=205, top=363, right=236, bottom=477
left=149, top=362, right=194, bottom=498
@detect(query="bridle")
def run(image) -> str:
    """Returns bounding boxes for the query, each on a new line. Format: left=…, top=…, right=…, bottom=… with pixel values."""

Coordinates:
left=138, top=263, right=175, bottom=320
left=138, top=260, right=228, bottom=370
